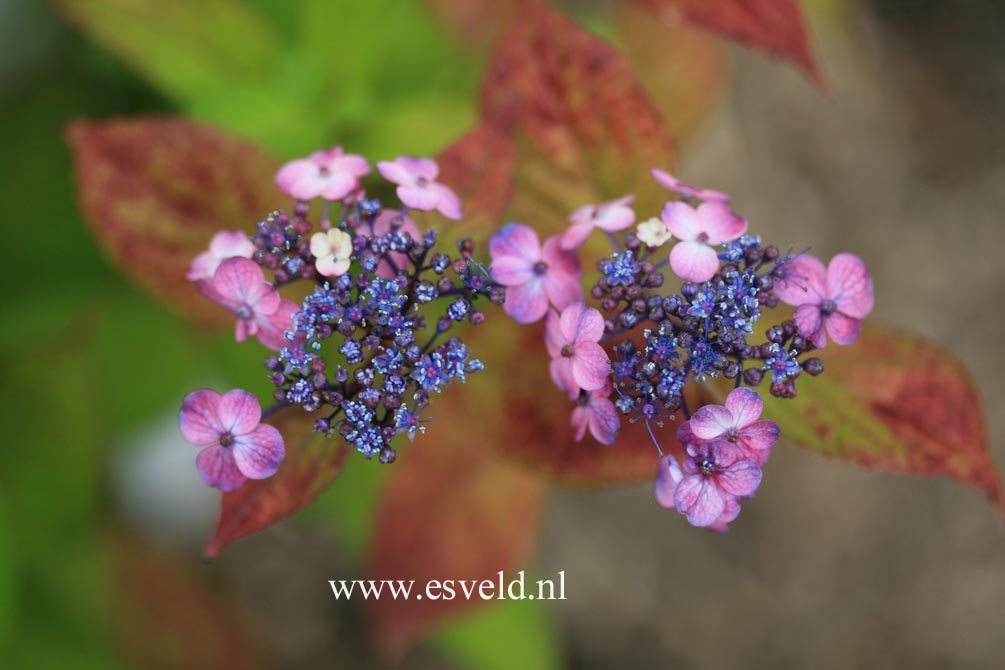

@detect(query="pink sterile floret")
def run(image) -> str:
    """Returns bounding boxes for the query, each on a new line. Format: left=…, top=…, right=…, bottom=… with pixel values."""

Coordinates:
left=688, top=387, right=779, bottom=467
left=545, top=302, right=610, bottom=398
left=571, top=381, right=620, bottom=445
left=560, top=195, right=636, bottom=250
left=186, top=230, right=255, bottom=281
left=275, top=145, right=371, bottom=201
left=376, top=156, right=462, bottom=220
left=662, top=200, right=748, bottom=283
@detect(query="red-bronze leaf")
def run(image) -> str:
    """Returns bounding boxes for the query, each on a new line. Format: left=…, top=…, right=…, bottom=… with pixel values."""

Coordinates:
left=480, top=1, right=675, bottom=230
left=204, top=409, right=349, bottom=557
left=629, top=0, right=823, bottom=85
left=759, top=324, right=1001, bottom=505
left=66, top=117, right=282, bottom=321
left=364, top=384, right=546, bottom=650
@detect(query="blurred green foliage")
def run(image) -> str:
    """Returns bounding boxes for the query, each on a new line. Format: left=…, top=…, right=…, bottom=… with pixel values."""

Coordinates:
left=0, top=0, right=558, bottom=666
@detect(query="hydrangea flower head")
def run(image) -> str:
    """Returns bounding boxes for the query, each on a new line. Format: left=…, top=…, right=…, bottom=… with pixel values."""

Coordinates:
left=196, top=257, right=297, bottom=350
left=179, top=389, right=285, bottom=491
left=377, top=156, right=462, bottom=219
left=544, top=303, right=610, bottom=397
left=489, top=223, right=583, bottom=323
left=186, top=230, right=255, bottom=281
left=571, top=382, right=620, bottom=444
left=650, top=168, right=730, bottom=202
left=773, top=252, right=874, bottom=347
left=276, top=145, right=371, bottom=201
left=662, top=201, right=748, bottom=282
left=561, top=195, right=636, bottom=250
left=310, top=228, right=354, bottom=277
left=689, top=387, right=779, bottom=466
left=636, top=217, right=672, bottom=248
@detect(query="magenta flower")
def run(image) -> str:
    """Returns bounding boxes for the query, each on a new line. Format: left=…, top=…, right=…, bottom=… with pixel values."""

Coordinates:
left=186, top=230, right=255, bottom=281
left=196, top=257, right=298, bottom=350
left=545, top=303, right=610, bottom=398
left=371, top=210, right=421, bottom=279
left=688, top=387, right=779, bottom=467
left=179, top=389, right=285, bottom=491
left=662, top=200, right=747, bottom=283
left=673, top=442, right=762, bottom=527
left=376, top=156, right=462, bottom=220
left=489, top=223, right=583, bottom=324
left=571, top=382, right=620, bottom=444
left=773, top=252, right=874, bottom=347
left=560, top=195, right=636, bottom=250
left=275, top=145, right=371, bottom=201
left=650, top=168, right=730, bottom=202
left=654, top=454, right=743, bottom=532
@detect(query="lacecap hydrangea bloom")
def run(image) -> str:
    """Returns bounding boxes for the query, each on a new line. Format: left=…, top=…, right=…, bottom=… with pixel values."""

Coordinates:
left=179, top=147, right=505, bottom=490
left=490, top=169, right=874, bottom=531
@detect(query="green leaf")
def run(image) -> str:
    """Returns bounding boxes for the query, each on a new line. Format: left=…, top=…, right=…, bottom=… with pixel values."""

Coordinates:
left=54, top=0, right=280, bottom=107
left=431, top=593, right=562, bottom=670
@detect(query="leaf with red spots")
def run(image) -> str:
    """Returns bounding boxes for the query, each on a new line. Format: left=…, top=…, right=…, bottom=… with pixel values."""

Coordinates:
left=761, top=324, right=1000, bottom=504
left=66, top=117, right=282, bottom=321
left=629, top=0, right=823, bottom=85
left=479, top=1, right=675, bottom=230
left=204, top=409, right=349, bottom=557
left=435, top=118, right=517, bottom=234
left=364, top=390, right=546, bottom=649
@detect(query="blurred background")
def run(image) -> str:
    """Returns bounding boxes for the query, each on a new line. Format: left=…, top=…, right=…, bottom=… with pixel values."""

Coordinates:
left=2, top=0, right=1004, bottom=667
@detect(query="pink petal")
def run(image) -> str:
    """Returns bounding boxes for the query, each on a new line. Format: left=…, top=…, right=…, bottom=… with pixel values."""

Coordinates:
left=432, top=183, right=462, bottom=220
left=669, top=240, right=719, bottom=283
left=660, top=201, right=701, bottom=241
left=490, top=223, right=541, bottom=264
left=549, top=357, right=578, bottom=399
left=179, top=390, right=223, bottom=446
left=695, top=202, right=747, bottom=244
left=717, top=460, right=762, bottom=498
left=794, top=303, right=824, bottom=346
left=333, top=153, right=372, bottom=178
left=186, top=251, right=215, bottom=281
left=209, top=230, right=255, bottom=259
left=690, top=404, right=733, bottom=440
left=587, top=396, right=620, bottom=444
left=594, top=197, right=636, bottom=232
left=489, top=255, right=534, bottom=286
left=706, top=498, right=742, bottom=532
left=196, top=444, right=247, bottom=492
left=650, top=168, right=731, bottom=202
left=653, top=455, right=684, bottom=509
left=234, top=318, right=252, bottom=343
left=318, top=171, right=359, bottom=201
left=724, top=387, right=763, bottom=428
left=232, top=424, right=285, bottom=480
left=540, top=237, right=583, bottom=310
left=560, top=221, right=595, bottom=250
left=677, top=420, right=699, bottom=445
left=675, top=476, right=726, bottom=527
left=825, top=312, right=862, bottom=346
left=566, top=303, right=604, bottom=344
left=773, top=254, right=827, bottom=306
left=275, top=159, right=315, bottom=196
left=376, top=159, right=414, bottom=186
left=245, top=280, right=281, bottom=315
left=571, top=342, right=610, bottom=392
left=397, top=184, right=441, bottom=211
left=571, top=406, right=590, bottom=442
left=255, top=299, right=297, bottom=351
left=218, top=389, right=262, bottom=436
left=544, top=308, right=564, bottom=358
left=827, top=253, right=874, bottom=319
left=650, top=167, right=682, bottom=192
left=212, top=257, right=265, bottom=304
left=503, top=278, right=550, bottom=324
left=739, top=420, right=780, bottom=454
left=567, top=204, right=595, bottom=227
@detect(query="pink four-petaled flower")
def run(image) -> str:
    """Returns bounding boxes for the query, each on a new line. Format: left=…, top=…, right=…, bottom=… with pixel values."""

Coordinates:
left=653, top=455, right=742, bottom=532
left=662, top=442, right=762, bottom=528
left=560, top=195, right=636, bottom=250
left=545, top=303, right=610, bottom=398
left=186, top=230, right=255, bottom=281
left=650, top=168, right=731, bottom=202
left=196, top=257, right=297, bottom=350
left=376, top=156, right=462, bottom=220
left=688, top=387, right=779, bottom=466
left=570, top=381, right=620, bottom=445
left=179, top=389, right=285, bottom=492
left=275, top=145, right=371, bottom=201
left=489, top=223, right=583, bottom=324
left=773, top=252, right=874, bottom=348
left=662, top=200, right=747, bottom=283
